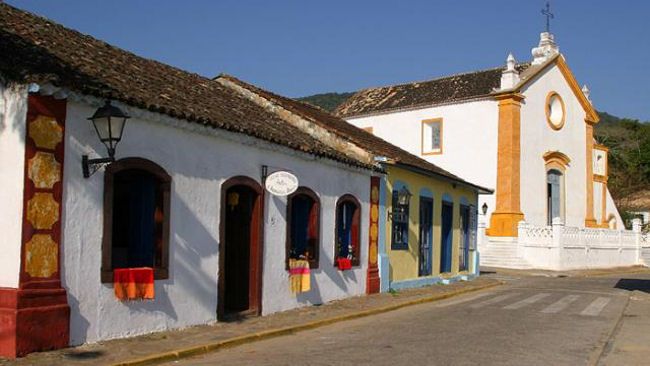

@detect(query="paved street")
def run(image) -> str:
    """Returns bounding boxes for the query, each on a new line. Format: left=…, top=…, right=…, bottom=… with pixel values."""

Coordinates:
left=167, top=274, right=650, bottom=365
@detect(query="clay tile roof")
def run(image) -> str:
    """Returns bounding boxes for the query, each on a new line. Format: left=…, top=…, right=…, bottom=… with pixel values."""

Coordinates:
left=0, top=3, right=371, bottom=169
left=217, top=74, right=491, bottom=193
left=335, top=63, right=530, bottom=118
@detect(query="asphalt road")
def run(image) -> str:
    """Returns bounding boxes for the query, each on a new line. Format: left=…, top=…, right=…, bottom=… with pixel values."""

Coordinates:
left=167, top=274, right=650, bottom=365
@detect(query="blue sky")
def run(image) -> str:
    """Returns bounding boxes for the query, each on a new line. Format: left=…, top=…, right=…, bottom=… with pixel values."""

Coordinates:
left=7, top=0, right=650, bottom=120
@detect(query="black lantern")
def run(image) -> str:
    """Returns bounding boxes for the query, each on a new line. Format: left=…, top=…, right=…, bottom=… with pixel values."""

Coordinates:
left=82, top=101, right=130, bottom=178
left=397, top=187, right=412, bottom=206
left=482, top=202, right=488, bottom=215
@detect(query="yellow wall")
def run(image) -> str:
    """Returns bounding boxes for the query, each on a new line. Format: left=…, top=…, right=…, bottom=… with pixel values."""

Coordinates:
left=386, top=166, right=477, bottom=281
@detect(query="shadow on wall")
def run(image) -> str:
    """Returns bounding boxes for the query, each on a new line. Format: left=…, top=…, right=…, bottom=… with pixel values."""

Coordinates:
left=615, top=278, right=650, bottom=294
left=66, top=293, right=90, bottom=344
left=108, top=188, right=220, bottom=316
left=67, top=184, right=220, bottom=345
left=275, top=193, right=362, bottom=306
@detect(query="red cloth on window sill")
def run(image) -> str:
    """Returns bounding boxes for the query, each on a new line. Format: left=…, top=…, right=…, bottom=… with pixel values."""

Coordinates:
left=114, top=267, right=155, bottom=301
left=336, top=257, right=352, bottom=270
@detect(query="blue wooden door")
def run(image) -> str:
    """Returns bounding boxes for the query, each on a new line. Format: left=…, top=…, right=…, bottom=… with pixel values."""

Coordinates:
left=459, top=205, right=470, bottom=272
left=440, top=202, right=453, bottom=273
left=418, top=197, right=433, bottom=276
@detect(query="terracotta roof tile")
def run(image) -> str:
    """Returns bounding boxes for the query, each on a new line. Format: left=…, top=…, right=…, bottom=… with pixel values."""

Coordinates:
left=336, top=64, right=530, bottom=117
left=0, top=3, right=371, bottom=169
left=218, top=74, right=491, bottom=192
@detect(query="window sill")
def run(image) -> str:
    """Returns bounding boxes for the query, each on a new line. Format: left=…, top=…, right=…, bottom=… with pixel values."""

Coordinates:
left=390, top=244, right=409, bottom=251
left=101, top=268, right=168, bottom=283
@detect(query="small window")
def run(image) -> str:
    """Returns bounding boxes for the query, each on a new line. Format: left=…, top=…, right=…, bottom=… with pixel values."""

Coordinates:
left=335, top=195, right=361, bottom=266
left=102, top=158, right=171, bottom=283
left=391, top=188, right=410, bottom=250
left=422, top=118, right=442, bottom=154
left=286, top=187, right=320, bottom=269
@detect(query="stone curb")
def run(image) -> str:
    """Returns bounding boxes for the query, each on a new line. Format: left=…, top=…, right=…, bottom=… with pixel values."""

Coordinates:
left=580, top=268, right=650, bottom=278
left=112, top=281, right=504, bottom=366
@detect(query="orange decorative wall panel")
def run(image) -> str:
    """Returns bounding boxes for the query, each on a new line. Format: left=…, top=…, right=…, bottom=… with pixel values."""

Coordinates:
left=0, top=95, right=70, bottom=358
left=366, top=176, right=380, bottom=294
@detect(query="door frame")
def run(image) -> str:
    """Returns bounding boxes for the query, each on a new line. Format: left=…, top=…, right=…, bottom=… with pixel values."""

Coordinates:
left=440, top=201, right=454, bottom=274
left=218, top=176, right=264, bottom=320
left=418, top=197, right=433, bottom=277
left=459, top=204, right=470, bottom=272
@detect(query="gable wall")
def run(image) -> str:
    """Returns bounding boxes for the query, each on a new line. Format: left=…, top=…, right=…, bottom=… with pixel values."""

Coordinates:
left=519, top=65, right=588, bottom=227
left=345, top=100, right=498, bottom=221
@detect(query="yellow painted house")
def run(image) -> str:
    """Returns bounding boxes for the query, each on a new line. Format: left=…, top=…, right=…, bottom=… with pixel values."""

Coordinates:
left=381, top=163, right=490, bottom=290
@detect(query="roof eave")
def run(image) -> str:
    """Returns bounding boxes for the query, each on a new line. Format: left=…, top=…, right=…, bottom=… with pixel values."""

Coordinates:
left=388, top=161, right=493, bottom=195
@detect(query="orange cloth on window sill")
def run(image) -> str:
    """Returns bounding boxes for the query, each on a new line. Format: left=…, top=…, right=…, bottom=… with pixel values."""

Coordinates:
left=114, top=267, right=155, bottom=301
left=289, top=259, right=310, bottom=293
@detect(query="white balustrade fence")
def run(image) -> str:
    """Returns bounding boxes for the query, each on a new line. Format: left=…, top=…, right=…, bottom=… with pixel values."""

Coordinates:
left=513, top=218, right=649, bottom=270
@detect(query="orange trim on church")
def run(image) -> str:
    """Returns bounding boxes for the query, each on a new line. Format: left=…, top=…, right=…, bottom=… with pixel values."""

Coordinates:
left=585, top=120, right=598, bottom=228
left=487, top=93, right=525, bottom=237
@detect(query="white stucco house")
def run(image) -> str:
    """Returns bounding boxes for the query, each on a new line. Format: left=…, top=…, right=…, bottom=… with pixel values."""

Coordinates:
left=0, top=4, right=492, bottom=358
left=0, top=4, right=383, bottom=358
left=337, top=32, right=646, bottom=270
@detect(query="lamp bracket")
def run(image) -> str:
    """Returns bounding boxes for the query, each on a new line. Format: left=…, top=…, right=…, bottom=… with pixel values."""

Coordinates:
left=82, top=155, right=115, bottom=178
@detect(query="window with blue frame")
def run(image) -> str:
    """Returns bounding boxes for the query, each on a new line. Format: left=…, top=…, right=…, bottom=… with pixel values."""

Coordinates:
left=391, top=188, right=410, bottom=250
left=335, top=195, right=360, bottom=266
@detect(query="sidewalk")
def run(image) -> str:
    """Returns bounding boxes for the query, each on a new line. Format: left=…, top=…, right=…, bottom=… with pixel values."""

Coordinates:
left=481, top=265, right=650, bottom=279
left=0, top=277, right=501, bottom=366
left=599, top=285, right=650, bottom=365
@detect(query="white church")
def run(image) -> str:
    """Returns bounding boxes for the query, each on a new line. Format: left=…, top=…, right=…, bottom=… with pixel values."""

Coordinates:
left=338, top=31, right=649, bottom=270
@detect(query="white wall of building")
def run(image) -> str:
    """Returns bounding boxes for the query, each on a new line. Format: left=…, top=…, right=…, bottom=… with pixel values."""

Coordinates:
left=345, top=100, right=499, bottom=220
left=519, top=65, right=588, bottom=228
left=61, top=99, right=370, bottom=345
left=594, top=181, right=604, bottom=225
left=605, top=187, right=623, bottom=228
left=0, top=83, right=27, bottom=288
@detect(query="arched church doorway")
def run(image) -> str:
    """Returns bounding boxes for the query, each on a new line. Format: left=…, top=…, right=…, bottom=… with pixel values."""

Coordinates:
left=547, top=169, right=564, bottom=225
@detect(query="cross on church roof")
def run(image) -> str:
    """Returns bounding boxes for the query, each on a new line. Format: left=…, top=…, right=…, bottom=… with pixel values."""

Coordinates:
left=541, top=1, right=554, bottom=33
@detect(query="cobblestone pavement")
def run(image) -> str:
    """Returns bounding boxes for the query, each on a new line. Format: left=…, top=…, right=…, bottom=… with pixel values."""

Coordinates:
left=0, top=277, right=501, bottom=366
left=166, top=272, right=650, bottom=366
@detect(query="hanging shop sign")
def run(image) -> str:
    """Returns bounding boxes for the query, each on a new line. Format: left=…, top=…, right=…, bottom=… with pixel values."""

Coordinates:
left=265, top=170, right=299, bottom=196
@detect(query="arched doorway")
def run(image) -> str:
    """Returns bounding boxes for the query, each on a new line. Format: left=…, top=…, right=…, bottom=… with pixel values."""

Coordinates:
left=547, top=169, right=564, bottom=225
left=219, top=176, right=263, bottom=319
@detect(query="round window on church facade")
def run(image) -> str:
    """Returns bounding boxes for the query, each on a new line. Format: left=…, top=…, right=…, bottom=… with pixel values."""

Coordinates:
left=545, top=91, right=565, bottom=130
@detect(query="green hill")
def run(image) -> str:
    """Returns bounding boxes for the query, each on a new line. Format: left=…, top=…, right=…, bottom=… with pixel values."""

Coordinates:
left=298, top=92, right=354, bottom=112
left=594, top=112, right=650, bottom=207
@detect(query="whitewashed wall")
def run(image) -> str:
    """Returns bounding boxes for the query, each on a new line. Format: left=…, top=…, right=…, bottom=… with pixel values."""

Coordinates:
left=519, top=65, right=588, bottom=228
left=62, top=99, right=371, bottom=345
left=0, top=83, right=27, bottom=288
left=345, top=100, right=499, bottom=220
left=518, top=221, right=643, bottom=270
left=605, top=187, right=623, bottom=228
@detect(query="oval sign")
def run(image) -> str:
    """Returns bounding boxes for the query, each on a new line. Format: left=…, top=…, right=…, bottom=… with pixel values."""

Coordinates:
left=265, top=170, right=299, bottom=196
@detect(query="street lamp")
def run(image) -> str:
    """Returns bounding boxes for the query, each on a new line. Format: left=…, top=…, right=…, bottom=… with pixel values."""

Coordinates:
left=389, top=187, right=412, bottom=222
left=82, top=101, right=130, bottom=178
left=482, top=202, right=488, bottom=215
left=397, top=187, right=412, bottom=206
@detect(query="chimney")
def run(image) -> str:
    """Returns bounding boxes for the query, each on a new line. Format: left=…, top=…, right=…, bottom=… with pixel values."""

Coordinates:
left=500, top=53, right=520, bottom=90
left=582, top=84, right=591, bottom=103
left=531, top=32, right=559, bottom=65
